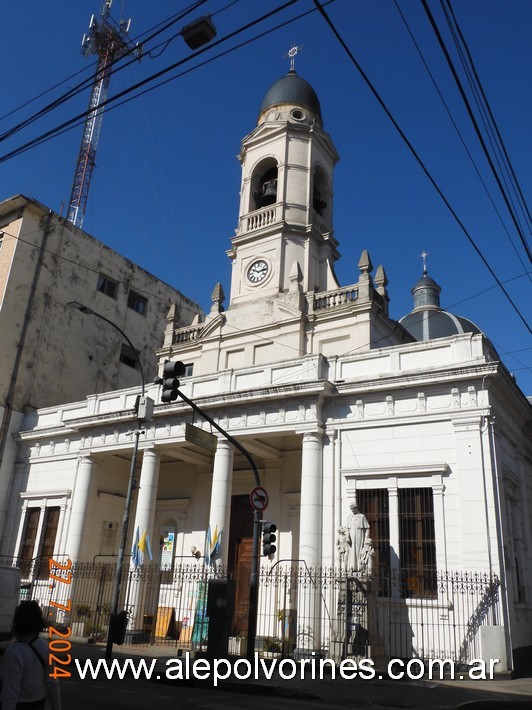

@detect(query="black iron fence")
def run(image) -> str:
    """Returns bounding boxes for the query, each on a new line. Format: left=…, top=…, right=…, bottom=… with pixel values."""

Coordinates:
left=3, top=557, right=500, bottom=665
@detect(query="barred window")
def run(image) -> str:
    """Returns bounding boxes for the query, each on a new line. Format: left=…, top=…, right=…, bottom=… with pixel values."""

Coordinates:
left=357, top=489, right=390, bottom=576
left=17, top=506, right=60, bottom=579
left=357, top=487, right=437, bottom=598
left=37, top=507, right=60, bottom=579
left=399, top=488, right=436, bottom=597
left=18, top=508, right=40, bottom=578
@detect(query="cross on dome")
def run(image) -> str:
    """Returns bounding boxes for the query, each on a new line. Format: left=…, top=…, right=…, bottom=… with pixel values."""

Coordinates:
left=419, top=250, right=430, bottom=275
left=283, top=43, right=303, bottom=71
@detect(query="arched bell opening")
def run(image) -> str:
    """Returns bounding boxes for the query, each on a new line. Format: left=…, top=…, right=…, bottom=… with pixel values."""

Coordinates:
left=250, top=158, right=278, bottom=211
left=312, top=165, right=331, bottom=221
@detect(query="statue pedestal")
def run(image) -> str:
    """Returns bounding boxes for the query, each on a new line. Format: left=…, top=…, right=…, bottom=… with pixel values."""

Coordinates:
left=330, top=575, right=388, bottom=667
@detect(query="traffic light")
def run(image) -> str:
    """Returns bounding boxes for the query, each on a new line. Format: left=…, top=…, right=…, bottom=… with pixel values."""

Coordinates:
left=160, top=360, right=186, bottom=403
left=262, top=521, right=277, bottom=556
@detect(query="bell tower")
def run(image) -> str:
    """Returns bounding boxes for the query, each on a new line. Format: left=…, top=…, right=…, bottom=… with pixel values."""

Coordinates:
left=227, top=67, right=340, bottom=307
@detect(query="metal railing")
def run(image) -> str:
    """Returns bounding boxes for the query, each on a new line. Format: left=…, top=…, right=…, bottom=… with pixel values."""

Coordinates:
left=15, top=560, right=500, bottom=665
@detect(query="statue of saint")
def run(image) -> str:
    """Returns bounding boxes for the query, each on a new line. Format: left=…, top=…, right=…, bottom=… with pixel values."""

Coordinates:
left=336, top=526, right=349, bottom=568
left=344, top=502, right=370, bottom=573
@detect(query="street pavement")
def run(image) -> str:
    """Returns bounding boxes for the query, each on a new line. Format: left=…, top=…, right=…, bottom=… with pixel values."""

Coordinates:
left=1, top=639, right=531, bottom=709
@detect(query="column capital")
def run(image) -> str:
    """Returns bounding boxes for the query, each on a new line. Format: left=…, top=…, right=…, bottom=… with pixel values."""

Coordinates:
left=215, top=437, right=234, bottom=452
left=141, top=447, right=160, bottom=461
left=299, top=428, right=325, bottom=443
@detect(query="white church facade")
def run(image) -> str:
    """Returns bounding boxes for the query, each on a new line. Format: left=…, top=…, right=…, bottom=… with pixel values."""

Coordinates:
left=2, top=69, right=531, bottom=672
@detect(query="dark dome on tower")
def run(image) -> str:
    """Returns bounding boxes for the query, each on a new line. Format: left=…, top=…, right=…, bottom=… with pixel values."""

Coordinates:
left=400, top=268, right=482, bottom=342
left=258, top=70, right=322, bottom=124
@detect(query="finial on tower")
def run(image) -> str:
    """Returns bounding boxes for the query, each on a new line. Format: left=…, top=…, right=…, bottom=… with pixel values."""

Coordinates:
left=419, top=250, right=430, bottom=275
left=283, top=43, right=303, bottom=72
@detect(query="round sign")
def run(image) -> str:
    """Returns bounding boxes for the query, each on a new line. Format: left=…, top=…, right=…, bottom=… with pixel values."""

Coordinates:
left=249, top=486, right=269, bottom=512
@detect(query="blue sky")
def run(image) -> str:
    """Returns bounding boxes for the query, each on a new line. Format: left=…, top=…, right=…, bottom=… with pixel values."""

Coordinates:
left=1, top=1, right=530, bottom=394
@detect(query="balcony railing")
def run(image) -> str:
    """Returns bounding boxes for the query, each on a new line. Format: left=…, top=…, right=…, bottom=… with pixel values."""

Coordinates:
left=241, top=204, right=279, bottom=233
left=313, top=285, right=358, bottom=311
left=172, top=325, right=205, bottom=345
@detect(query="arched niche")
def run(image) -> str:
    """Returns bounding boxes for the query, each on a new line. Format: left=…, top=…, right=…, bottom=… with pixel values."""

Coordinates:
left=250, top=157, right=278, bottom=211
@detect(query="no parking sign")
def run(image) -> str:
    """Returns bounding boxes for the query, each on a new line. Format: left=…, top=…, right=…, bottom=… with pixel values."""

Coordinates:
left=249, top=486, right=269, bottom=512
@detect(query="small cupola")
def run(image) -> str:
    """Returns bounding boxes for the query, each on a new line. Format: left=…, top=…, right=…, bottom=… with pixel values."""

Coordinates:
left=400, top=261, right=482, bottom=342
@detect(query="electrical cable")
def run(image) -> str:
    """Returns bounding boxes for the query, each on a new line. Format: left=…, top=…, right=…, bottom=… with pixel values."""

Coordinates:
left=0, top=0, right=209, bottom=144
left=0, top=0, right=302, bottom=164
left=1, top=221, right=529, bottom=380
left=420, top=0, right=532, bottom=263
left=444, top=0, right=532, bottom=236
left=392, top=0, right=530, bottom=281
left=440, top=2, right=530, bottom=246
left=311, top=0, right=530, bottom=335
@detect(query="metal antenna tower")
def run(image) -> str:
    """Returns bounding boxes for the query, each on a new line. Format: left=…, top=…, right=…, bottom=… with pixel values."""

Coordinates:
left=67, top=0, right=140, bottom=229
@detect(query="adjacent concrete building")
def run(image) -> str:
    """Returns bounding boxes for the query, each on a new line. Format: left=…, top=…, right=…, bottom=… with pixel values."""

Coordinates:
left=0, top=194, right=202, bottom=536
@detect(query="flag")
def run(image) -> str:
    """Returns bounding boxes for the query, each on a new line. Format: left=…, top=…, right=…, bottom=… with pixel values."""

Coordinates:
left=138, top=529, right=153, bottom=562
left=211, top=525, right=221, bottom=558
left=205, top=525, right=212, bottom=566
left=205, top=524, right=222, bottom=566
left=131, top=526, right=141, bottom=567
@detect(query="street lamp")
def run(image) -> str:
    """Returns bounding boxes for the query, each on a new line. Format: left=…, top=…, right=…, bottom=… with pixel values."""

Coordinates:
left=68, top=301, right=153, bottom=659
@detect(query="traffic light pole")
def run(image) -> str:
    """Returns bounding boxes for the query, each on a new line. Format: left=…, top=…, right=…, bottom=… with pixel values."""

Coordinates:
left=172, top=388, right=261, bottom=660
left=67, top=302, right=149, bottom=660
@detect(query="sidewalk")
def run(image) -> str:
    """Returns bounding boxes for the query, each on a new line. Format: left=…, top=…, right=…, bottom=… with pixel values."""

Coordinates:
left=72, top=641, right=532, bottom=709
left=2, top=639, right=531, bottom=709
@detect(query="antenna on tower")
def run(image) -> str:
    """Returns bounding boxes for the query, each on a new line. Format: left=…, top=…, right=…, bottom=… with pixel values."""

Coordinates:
left=67, top=0, right=141, bottom=229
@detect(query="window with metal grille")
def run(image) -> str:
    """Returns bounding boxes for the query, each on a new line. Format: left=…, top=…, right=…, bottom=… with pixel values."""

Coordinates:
left=97, top=273, right=118, bottom=299
left=37, top=507, right=60, bottom=579
left=357, top=487, right=437, bottom=598
left=399, top=488, right=436, bottom=597
left=127, top=290, right=148, bottom=315
left=17, top=506, right=60, bottom=579
left=18, top=508, right=40, bottom=578
left=357, top=489, right=390, bottom=575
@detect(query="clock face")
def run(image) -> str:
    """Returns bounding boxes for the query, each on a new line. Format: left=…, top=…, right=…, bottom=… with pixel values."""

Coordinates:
left=247, top=259, right=269, bottom=284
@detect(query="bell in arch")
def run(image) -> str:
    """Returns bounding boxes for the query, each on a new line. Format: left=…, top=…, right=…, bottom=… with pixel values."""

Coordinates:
left=261, top=179, right=277, bottom=206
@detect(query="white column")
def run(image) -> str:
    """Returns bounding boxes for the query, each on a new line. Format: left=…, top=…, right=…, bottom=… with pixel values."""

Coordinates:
left=297, top=430, right=323, bottom=653
left=132, top=449, right=160, bottom=552
left=298, top=431, right=323, bottom=566
left=129, top=449, right=161, bottom=632
left=208, top=439, right=234, bottom=568
left=68, top=456, right=95, bottom=561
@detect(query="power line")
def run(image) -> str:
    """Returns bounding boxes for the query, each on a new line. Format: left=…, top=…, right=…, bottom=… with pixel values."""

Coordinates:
left=421, top=0, right=532, bottom=263
left=0, top=0, right=209, bottom=145
left=2, top=221, right=529, bottom=381
left=311, top=0, right=531, bottom=335
left=0, top=0, right=303, bottom=165
left=443, top=0, right=532, bottom=237
left=392, top=0, right=530, bottom=281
